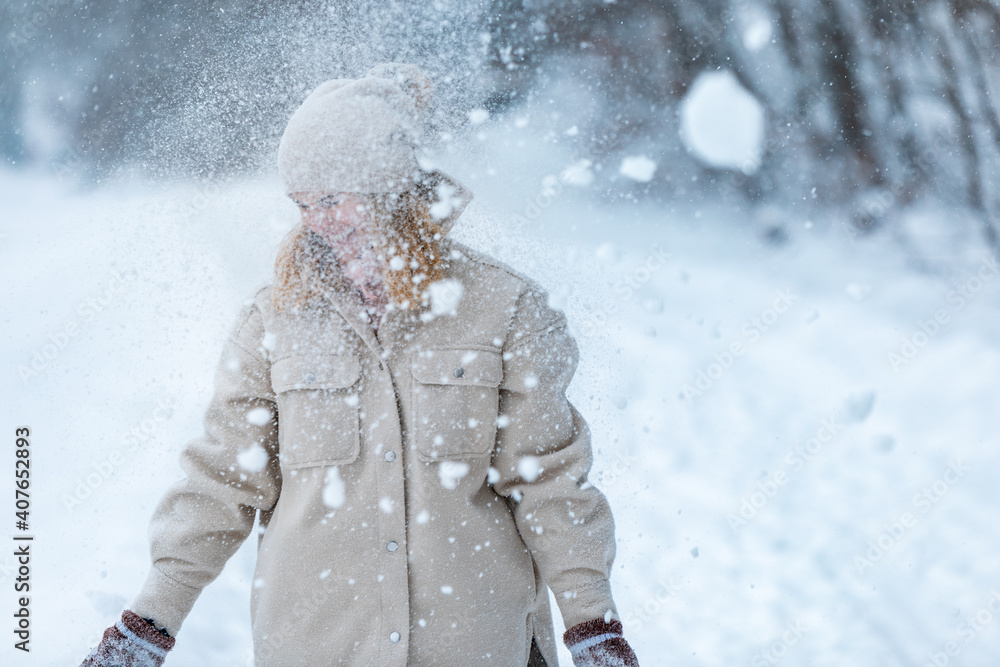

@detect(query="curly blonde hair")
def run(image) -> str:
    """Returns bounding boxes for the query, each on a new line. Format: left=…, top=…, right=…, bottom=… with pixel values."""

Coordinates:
left=272, top=185, right=448, bottom=312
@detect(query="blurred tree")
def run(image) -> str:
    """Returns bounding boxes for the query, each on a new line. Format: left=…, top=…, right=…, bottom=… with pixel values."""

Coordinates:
left=481, top=0, right=1000, bottom=253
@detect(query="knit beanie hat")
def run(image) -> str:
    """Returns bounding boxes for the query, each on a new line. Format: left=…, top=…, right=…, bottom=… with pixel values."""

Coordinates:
left=277, top=63, right=471, bottom=229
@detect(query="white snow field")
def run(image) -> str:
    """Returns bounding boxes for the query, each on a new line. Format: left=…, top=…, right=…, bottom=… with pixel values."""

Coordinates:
left=2, top=161, right=999, bottom=667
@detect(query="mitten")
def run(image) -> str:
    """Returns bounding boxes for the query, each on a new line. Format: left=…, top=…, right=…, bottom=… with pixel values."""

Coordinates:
left=563, top=618, right=639, bottom=667
left=80, top=609, right=175, bottom=667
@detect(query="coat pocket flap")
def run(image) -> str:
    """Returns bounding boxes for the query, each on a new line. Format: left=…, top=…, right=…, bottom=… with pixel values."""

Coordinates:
left=271, top=354, right=361, bottom=393
left=411, top=348, right=503, bottom=387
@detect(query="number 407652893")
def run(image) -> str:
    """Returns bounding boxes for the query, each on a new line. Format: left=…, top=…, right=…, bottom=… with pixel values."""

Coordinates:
left=15, top=426, right=30, bottom=531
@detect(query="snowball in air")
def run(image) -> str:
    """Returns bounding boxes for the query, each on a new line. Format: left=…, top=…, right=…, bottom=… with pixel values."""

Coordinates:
left=429, top=182, right=458, bottom=220
left=439, top=461, right=471, bottom=490
left=743, top=12, right=773, bottom=51
left=428, top=279, right=464, bottom=316
left=518, top=456, right=541, bottom=482
left=322, top=467, right=346, bottom=508
left=468, top=108, right=490, bottom=125
left=594, top=243, right=618, bottom=262
left=679, top=69, right=765, bottom=174
left=561, top=158, right=595, bottom=187
left=619, top=155, right=657, bottom=183
left=246, top=407, right=272, bottom=426
left=237, top=444, right=268, bottom=473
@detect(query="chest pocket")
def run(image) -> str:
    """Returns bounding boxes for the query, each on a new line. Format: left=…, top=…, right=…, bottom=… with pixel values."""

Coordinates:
left=271, top=354, right=361, bottom=469
left=411, top=347, right=503, bottom=462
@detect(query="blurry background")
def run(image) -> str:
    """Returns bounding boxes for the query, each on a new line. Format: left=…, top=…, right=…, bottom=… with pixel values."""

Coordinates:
left=2, top=1, right=1000, bottom=666
left=4, top=0, right=1000, bottom=253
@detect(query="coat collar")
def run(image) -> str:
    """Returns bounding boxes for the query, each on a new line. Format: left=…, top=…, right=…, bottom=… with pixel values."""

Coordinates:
left=419, top=170, right=472, bottom=237
left=319, top=173, right=471, bottom=364
left=321, top=284, right=389, bottom=365
left=322, top=240, right=460, bottom=366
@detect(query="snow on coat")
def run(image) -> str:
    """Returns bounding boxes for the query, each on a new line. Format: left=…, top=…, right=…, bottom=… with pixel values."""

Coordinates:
left=129, top=237, right=620, bottom=666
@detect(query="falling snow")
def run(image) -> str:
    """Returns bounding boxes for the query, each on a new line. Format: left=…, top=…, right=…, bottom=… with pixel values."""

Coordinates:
left=245, top=407, right=271, bottom=426
left=438, top=461, right=471, bottom=490
left=517, top=456, right=541, bottom=483
left=322, top=467, right=346, bottom=508
left=618, top=156, right=657, bottom=183
left=428, top=278, right=464, bottom=316
left=236, top=444, right=268, bottom=473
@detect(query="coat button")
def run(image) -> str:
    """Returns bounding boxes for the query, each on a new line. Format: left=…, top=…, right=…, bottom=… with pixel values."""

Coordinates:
left=453, top=367, right=464, bottom=378
left=386, top=541, right=398, bottom=552
left=303, top=371, right=316, bottom=383
left=389, top=631, right=401, bottom=643
left=384, top=450, right=396, bottom=462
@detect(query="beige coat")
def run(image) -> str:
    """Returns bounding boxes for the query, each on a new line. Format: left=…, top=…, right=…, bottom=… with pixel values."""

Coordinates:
left=130, top=237, right=621, bottom=666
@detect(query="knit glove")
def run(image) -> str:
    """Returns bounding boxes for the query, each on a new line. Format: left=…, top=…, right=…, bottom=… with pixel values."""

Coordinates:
left=80, top=610, right=175, bottom=667
left=563, top=618, right=639, bottom=667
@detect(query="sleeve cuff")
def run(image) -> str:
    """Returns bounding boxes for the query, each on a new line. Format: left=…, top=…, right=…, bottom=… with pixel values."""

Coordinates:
left=129, top=566, right=203, bottom=637
left=563, top=617, right=623, bottom=651
left=553, top=576, right=619, bottom=629
left=118, top=609, right=175, bottom=655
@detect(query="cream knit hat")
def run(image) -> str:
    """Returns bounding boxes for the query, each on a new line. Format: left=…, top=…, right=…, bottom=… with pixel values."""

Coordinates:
left=278, top=63, right=454, bottom=194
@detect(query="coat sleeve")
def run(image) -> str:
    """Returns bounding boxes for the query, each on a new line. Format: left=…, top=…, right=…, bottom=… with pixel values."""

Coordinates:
left=129, top=302, right=281, bottom=637
left=489, top=284, right=620, bottom=630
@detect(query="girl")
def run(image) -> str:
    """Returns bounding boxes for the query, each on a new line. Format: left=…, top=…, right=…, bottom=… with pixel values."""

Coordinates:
left=81, top=63, right=639, bottom=667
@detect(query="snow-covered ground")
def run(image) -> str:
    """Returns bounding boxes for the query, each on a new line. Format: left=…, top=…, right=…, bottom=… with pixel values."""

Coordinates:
left=2, top=160, right=999, bottom=666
